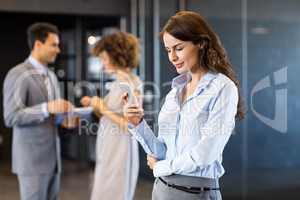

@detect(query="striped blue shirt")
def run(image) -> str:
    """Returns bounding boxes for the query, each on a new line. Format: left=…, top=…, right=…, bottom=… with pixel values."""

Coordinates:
left=129, top=71, right=238, bottom=178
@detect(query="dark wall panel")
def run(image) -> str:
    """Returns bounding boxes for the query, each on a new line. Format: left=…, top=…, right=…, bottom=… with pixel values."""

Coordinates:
left=158, top=0, right=178, bottom=100
left=0, top=0, right=129, bottom=16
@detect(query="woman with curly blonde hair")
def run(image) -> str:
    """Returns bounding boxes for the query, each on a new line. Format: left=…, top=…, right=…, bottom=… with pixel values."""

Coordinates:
left=81, top=31, right=142, bottom=200
left=124, top=11, right=245, bottom=200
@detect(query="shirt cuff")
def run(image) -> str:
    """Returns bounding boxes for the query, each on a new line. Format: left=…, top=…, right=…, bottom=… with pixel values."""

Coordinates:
left=128, top=120, right=154, bottom=155
left=128, top=119, right=146, bottom=138
left=153, top=154, right=197, bottom=177
left=153, top=160, right=173, bottom=177
left=41, top=103, right=50, bottom=118
left=171, top=153, right=197, bottom=174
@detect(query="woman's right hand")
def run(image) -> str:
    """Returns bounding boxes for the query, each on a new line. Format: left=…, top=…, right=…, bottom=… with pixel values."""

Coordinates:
left=80, top=96, right=91, bottom=107
left=122, top=93, right=144, bottom=126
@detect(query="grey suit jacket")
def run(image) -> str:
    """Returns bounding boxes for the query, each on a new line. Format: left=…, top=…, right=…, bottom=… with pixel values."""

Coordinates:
left=3, top=59, right=62, bottom=175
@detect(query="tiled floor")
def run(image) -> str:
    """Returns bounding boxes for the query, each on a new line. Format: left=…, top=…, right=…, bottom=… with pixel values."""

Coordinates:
left=1, top=160, right=300, bottom=200
left=0, top=160, right=153, bottom=200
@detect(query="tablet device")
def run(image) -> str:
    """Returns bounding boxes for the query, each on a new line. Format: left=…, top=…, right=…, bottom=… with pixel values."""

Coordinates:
left=55, top=106, right=93, bottom=124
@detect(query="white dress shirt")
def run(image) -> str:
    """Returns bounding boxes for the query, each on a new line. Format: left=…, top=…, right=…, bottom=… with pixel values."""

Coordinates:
left=28, top=56, right=51, bottom=117
left=129, top=71, right=238, bottom=178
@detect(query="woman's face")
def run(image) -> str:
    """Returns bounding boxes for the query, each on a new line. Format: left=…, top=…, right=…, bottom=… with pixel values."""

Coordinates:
left=163, top=32, right=200, bottom=74
left=99, top=51, right=116, bottom=74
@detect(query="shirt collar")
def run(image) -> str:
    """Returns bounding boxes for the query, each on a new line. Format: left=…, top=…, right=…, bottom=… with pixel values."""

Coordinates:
left=171, top=71, right=217, bottom=93
left=171, top=73, right=192, bottom=89
left=28, top=55, right=48, bottom=76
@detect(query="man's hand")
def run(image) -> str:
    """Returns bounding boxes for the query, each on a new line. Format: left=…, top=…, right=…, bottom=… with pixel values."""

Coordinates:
left=147, top=155, right=158, bottom=170
left=47, top=99, right=73, bottom=114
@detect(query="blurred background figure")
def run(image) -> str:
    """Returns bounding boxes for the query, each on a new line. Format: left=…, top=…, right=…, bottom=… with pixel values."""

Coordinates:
left=81, top=31, right=143, bottom=200
left=3, top=22, right=76, bottom=200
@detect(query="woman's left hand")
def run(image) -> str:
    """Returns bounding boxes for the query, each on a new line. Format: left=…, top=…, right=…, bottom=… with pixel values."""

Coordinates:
left=147, top=155, right=158, bottom=170
left=80, top=96, right=91, bottom=107
left=90, top=96, right=107, bottom=114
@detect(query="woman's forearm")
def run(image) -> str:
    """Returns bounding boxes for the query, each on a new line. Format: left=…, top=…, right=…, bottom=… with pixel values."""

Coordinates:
left=98, top=106, right=128, bottom=132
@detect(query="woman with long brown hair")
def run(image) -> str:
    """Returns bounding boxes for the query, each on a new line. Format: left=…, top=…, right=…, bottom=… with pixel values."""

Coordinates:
left=124, top=11, right=244, bottom=200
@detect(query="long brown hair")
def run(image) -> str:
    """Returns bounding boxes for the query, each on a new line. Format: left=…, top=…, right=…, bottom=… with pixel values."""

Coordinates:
left=160, top=11, right=245, bottom=120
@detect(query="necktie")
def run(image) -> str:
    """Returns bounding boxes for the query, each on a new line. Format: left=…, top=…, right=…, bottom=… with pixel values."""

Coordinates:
left=43, top=73, right=55, bottom=101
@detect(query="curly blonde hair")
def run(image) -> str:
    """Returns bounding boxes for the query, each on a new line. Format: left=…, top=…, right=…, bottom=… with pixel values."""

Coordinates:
left=93, top=31, right=140, bottom=69
left=160, top=11, right=245, bottom=120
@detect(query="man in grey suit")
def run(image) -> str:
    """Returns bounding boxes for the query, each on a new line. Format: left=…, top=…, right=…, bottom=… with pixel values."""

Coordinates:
left=3, top=22, right=76, bottom=200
